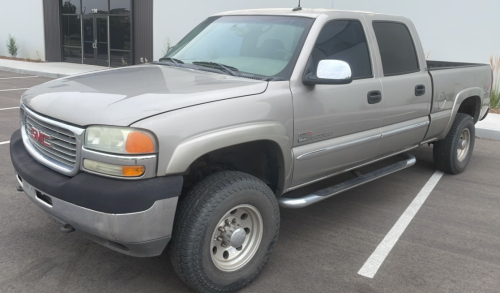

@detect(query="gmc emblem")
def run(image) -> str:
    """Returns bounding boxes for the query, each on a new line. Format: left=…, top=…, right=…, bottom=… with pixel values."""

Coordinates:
left=30, top=127, right=51, bottom=147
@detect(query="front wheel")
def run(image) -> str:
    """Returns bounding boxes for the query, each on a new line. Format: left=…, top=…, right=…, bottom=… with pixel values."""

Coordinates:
left=433, top=113, right=475, bottom=174
left=169, top=171, right=280, bottom=293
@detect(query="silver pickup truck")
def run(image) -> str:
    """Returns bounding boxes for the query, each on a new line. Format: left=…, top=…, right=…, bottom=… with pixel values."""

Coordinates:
left=10, top=8, right=492, bottom=293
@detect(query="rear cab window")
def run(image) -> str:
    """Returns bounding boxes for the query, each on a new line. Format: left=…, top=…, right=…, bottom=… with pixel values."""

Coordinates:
left=372, top=21, right=420, bottom=76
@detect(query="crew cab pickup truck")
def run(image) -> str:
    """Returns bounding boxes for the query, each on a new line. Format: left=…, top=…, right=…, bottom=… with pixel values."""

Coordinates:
left=10, top=8, right=492, bottom=293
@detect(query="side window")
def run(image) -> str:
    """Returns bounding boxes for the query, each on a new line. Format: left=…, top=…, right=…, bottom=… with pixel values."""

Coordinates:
left=372, top=22, right=419, bottom=76
left=312, top=20, right=372, bottom=79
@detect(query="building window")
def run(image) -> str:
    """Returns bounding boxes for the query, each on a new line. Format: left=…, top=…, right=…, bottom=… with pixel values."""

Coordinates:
left=82, top=0, right=109, bottom=14
left=110, top=16, right=131, bottom=66
left=110, top=0, right=131, bottom=14
left=62, top=15, right=82, bottom=63
left=60, top=0, right=132, bottom=66
left=62, top=0, right=81, bottom=14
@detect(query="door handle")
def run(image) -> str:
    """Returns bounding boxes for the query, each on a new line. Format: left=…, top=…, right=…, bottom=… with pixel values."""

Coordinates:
left=415, top=85, right=426, bottom=96
left=92, top=40, right=97, bottom=49
left=367, top=90, right=382, bottom=104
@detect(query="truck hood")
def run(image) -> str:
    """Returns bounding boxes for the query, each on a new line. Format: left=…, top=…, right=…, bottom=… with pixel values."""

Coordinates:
left=22, top=64, right=268, bottom=126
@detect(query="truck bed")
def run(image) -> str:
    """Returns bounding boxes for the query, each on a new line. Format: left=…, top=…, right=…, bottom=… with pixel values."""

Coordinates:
left=427, top=60, right=488, bottom=71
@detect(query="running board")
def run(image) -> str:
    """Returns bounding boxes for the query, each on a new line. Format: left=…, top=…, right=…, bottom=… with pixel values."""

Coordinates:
left=278, top=154, right=416, bottom=208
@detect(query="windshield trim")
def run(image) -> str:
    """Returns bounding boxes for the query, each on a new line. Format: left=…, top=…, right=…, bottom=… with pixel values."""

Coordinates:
left=164, top=15, right=316, bottom=81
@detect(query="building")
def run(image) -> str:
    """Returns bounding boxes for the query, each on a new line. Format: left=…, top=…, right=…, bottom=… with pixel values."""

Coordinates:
left=0, top=0, right=498, bottom=67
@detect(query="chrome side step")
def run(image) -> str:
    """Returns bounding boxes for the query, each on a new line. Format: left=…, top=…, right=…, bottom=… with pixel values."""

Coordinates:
left=278, top=154, right=416, bottom=208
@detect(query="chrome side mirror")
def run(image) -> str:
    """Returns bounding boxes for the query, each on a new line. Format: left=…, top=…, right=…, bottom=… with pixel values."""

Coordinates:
left=303, top=59, right=353, bottom=85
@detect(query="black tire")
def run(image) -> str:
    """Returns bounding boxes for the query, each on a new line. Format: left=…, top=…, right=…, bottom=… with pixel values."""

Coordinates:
left=169, top=171, right=280, bottom=293
left=433, top=113, right=475, bottom=174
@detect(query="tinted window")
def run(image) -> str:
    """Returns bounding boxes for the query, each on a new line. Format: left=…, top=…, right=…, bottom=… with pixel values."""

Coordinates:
left=311, top=20, right=372, bottom=79
left=110, top=0, right=130, bottom=14
left=110, top=16, right=131, bottom=50
left=62, top=15, right=81, bottom=46
left=61, top=0, right=80, bottom=14
left=82, top=0, right=108, bottom=14
left=372, top=22, right=419, bottom=76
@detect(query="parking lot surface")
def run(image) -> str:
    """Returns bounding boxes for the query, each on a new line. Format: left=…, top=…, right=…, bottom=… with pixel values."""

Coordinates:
left=1, top=71, right=500, bottom=292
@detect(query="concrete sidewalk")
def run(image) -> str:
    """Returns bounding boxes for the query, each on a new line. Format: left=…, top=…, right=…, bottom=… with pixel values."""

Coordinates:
left=0, top=59, right=106, bottom=78
left=476, top=112, right=500, bottom=141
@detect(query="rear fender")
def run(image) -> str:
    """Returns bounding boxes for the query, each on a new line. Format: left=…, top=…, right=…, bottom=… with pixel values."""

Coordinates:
left=440, top=87, right=483, bottom=139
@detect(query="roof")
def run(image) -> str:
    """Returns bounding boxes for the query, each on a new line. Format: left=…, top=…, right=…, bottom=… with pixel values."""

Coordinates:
left=214, top=8, right=390, bottom=18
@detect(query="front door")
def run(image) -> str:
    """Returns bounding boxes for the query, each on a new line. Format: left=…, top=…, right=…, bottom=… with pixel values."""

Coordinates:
left=290, top=17, right=384, bottom=188
left=83, top=15, right=109, bottom=66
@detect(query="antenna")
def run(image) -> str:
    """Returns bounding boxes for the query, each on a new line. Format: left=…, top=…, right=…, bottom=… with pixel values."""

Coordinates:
left=293, top=0, right=302, bottom=11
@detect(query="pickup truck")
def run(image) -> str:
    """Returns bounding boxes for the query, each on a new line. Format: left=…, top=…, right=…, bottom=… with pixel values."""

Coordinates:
left=10, top=8, right=492, bottom=293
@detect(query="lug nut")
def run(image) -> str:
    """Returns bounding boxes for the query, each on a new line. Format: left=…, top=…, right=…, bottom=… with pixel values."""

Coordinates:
left=232, top=218, right=238, bottom=224
left=218, top=226, right=225, bottom=232
left=221, top=242, right=228, bottom=248
left=216, top=236, right=223, bottom=242
left=225, top=219, right=230, bottom=225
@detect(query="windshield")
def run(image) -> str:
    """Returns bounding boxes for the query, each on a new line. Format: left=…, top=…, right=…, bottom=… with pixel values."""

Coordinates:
left=164, top=16, right=314, bottom=80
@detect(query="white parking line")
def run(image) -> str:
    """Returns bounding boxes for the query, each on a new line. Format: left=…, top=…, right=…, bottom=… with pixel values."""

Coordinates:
left=0, top=88, right=30, bottom=92
left=0, top=76, right=38, bottom=80
left=0, top=107, right=20, bottom=111
left=358, top=170, right=444, bottom=278
left=0, top=141, right=10, bottom=145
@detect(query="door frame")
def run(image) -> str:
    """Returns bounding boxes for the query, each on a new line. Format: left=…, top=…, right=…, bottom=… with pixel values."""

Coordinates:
left=81, top=14, right=110, bottom=66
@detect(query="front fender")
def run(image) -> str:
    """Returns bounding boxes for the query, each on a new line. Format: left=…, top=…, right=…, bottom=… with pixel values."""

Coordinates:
left=166, top=122, right=292, bottom=182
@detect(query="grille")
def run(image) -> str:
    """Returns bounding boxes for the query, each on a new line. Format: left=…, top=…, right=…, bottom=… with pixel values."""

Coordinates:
left=24, top=112, right=77, bottom=169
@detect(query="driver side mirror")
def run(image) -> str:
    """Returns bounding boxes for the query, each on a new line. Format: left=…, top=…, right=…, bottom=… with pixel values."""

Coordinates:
left=303, top=60, right=353, bottom=86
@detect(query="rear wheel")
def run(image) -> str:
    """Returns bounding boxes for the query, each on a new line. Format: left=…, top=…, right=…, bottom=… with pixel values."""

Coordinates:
left=169, top=171, right=280, bottom=293
left=433, top=113, right=475, bottom=174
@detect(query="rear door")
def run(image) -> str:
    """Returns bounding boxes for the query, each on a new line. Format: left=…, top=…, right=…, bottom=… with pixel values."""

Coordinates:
left=363, top=15, right=432, bottom=155
left=290, top=14, right=384, bottom=188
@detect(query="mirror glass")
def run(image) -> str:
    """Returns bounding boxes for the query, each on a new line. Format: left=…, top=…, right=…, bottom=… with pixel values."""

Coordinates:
left=317, top=60, right=352, bottom=80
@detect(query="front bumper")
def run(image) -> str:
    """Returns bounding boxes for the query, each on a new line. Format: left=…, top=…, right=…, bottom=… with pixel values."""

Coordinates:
left=10, top=130, right=183, bottom=257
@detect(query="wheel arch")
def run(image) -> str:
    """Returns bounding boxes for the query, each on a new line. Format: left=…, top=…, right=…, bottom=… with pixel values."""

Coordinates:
left=440, top=87, right=483, bottom=139
left=166, top=122, right=292, bottom=196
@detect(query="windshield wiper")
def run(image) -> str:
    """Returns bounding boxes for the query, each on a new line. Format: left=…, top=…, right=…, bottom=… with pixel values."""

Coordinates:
left=158, top=57, right=184, bottom=67
left=192, top=61, right=240, bottom=77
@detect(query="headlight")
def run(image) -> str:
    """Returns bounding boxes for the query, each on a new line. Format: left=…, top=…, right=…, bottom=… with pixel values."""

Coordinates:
left=84, top=126, right=156, bottom=154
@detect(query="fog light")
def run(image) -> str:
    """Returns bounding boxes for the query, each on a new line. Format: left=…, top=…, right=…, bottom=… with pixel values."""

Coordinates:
left=83, top=159, right=145, bottom=177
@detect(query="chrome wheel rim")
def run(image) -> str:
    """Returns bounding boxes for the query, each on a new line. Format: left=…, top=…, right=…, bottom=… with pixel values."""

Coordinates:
left=457, top=128, right=471, bottom=162
left=210, top=204, right=263, bottom=272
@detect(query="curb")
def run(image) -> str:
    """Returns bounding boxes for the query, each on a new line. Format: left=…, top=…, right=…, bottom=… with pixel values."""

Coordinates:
left=476, top=128, right=500, bottom=141
left=0, top=66, right=69, bottom=79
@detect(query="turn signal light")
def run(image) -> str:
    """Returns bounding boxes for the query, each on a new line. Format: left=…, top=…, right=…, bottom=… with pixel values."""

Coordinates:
left=83, top=159, right=145, bottom=177
left=126, top=132, right=155, bottom=154
left=122, top=166, right=145, bottom=177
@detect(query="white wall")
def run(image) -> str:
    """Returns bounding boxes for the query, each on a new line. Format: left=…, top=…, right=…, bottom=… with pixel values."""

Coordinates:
left=334, top=0, right=500, bottom=64
left=152, top=0, right=335, bottom=61
left=0, top=0, right=45, bottom=60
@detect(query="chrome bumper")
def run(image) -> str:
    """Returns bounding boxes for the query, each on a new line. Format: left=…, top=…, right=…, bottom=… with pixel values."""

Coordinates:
left=17, top=174, right=178, bottom=257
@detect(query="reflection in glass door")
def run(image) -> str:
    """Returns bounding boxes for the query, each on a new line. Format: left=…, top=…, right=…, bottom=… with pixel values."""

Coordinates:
left=83, top=15, right=109, bottom=66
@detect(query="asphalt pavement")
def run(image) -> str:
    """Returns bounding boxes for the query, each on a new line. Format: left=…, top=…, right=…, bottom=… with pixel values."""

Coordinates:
left=1, top=71, right=500, bottom=292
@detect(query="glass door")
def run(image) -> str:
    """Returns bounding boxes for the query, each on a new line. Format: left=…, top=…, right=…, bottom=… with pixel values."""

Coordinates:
left=83, top=15, right=109, bottom=66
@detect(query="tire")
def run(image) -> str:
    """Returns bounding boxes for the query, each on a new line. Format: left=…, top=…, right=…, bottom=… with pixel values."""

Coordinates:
left=169, top=171, right=280, bottom=293
left=433, top=113, right=475, bottom=174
